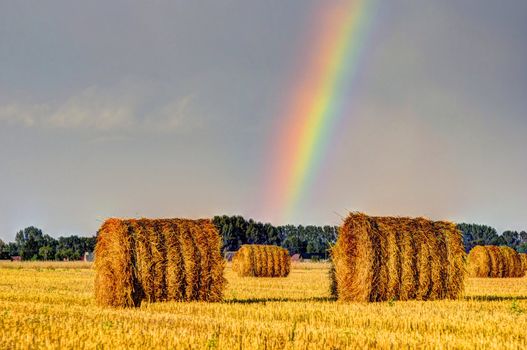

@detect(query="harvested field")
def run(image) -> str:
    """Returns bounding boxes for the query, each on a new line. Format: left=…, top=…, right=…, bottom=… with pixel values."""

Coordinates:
left=1, top=262, right=527, bottom=349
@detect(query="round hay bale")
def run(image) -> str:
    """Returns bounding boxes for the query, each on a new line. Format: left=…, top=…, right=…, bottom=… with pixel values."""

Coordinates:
left=499, top=246, right=522, bottom=278
left=232, top=245, right=290, bottom=277
left=415, top=219, right=433, bottom=300
left=487, top=246, right=503, bottom=277
left=331, top=212, right=466, bottom=302
left=467, top=245, right=524, bottom=278
left=94, top=218, right=225, bottom=307
left=94, top=219, right=141, bottom=307
left=430, top=222, right=450, bottom=299
left=437, top=221, right=465, bottom=299
left=329, top=260, right=338, bottom=298
left=467, top=245, right=491, bottom=277
left=332, top=213, right=374, bottom=302
left=377, top=217, right=400, bottom=301
left=521, top=253, right=527, bottom=275
left=370, top=217, right=389, bottom=302
left=398, top=218, right=418, bottom=301
left=161, top=221, right=186, bottom=301
left=271, top=247, right=279, bottom=277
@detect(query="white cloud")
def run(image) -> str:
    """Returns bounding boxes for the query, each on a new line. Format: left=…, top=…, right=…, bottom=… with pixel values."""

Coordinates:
left=0, top=86, right=198, bottom=132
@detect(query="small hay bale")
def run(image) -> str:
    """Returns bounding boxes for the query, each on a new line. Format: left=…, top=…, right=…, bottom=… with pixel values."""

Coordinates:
left=331, top=212, right=466, bottom=302
left=467, top=245, right=524, bottom=278
left=466, top=245, right=491, bottom=278
left=232, top=245, right=290, bottom=277
left=94, top=218, right=225, bottom=307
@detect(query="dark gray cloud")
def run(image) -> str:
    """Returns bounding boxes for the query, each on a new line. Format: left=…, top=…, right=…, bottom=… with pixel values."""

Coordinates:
left=1, top=0, right=526, bottom=239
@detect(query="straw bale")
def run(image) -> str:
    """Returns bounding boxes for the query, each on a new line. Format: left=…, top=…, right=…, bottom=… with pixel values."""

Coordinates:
left=521, top=253, right=527, bottom=275
left=467, top=245, right=524, bottom=278
left=331, top=212, right=466, bottom=302
left=232, top=245, right=290, bottom=277
left=95, top=218, right=225, bottom=307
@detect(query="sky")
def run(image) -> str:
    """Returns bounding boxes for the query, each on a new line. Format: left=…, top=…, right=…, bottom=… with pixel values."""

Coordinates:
left=1, top=0, right=526, bottom=241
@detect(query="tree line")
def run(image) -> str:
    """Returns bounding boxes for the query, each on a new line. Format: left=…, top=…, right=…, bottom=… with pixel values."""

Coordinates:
left=1, top=217, right=525, bottom=261
left=213, top=217, right=527, bottom=256
left=457, top=223, right=527, bottom=253
left=0, top=226, right=96, bottom=261
left=212, top=215, right=339, bottom=258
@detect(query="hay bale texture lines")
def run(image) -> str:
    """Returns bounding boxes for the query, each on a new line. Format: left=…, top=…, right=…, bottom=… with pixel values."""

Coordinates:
left=232, top=245, right=290, bottom=277
left=521, top=253, right=527, bottom=274
left=467, top=245, right=525, bottom=278
left=331, top=213, right=466, bottom=302
left=95, top=218, right=225, bottom=307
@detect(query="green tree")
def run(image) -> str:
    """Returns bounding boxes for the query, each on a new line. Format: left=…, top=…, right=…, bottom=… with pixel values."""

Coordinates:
left=502, top=231, right=521, bottom=249
left=0, top=239, right=9, bottom=260
left=55, top=236, right=94, bottom=260
left=457, top=223, right=499, bottom=252
left=5, top=242, right=19, bottom=258
left=15, top=226, right=45, bottom=260
left=38, top=246, right=54, bottom=260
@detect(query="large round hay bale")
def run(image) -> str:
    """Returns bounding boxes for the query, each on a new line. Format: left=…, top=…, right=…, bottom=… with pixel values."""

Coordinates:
left=94, top=218, right=225, bottom=307
left=467, top=245, right=524, bottom=278
left=487, top=246, right=503, bottom=277
left=500, top=246, right=523, bottom=277
left=232, top=245, right=290, bottom=277
left=331, top=212, right=466, bottom=302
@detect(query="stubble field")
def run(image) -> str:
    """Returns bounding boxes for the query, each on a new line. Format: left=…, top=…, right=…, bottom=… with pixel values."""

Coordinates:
left=0, top=261, right=526, bottom=349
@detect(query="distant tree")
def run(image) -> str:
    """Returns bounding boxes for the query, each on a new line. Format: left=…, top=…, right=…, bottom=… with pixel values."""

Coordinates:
left=457, top=223, right=499, bottom=252
left=502, top=231, right=521, bottom=249
left=520, top=231, right=527, bottom=243
left=55, top=236, right=95, bottom=260
left=55, top=248, right=78, bottom=261
left=264, top=223, right=281, bottom=246
left=212, top=215, right=249, bottom=251
left=38, top=246, right=54, bottom=260
left=15, top=227, right=45, bottom=260
left=5, top=242, right=19, bottom=257
left=280, top=225, right=307, bottom=255
left=2, top=226, right=94, bottom=260
left=0, top=239, right=9, bottom=260
left=518, top=232, right=527, bottom=253
left=39, top=234, right=58, bottom=260
left=212, top=215, right=337, bottom=257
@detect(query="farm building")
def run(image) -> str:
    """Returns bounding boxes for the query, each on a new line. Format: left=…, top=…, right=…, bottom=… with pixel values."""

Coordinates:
left=290, top=254, right=302, bottom=262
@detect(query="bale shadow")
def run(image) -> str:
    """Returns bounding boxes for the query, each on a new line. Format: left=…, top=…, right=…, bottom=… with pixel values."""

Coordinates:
left=465, top=295, right=527, bottom=302
left=225, top=296, right=336, bottom=305
left=226, top=295, right=527, bottom=304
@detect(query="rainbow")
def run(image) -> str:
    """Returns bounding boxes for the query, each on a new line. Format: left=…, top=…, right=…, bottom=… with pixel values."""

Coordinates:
left=265, top=0, right=377, bottom=223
